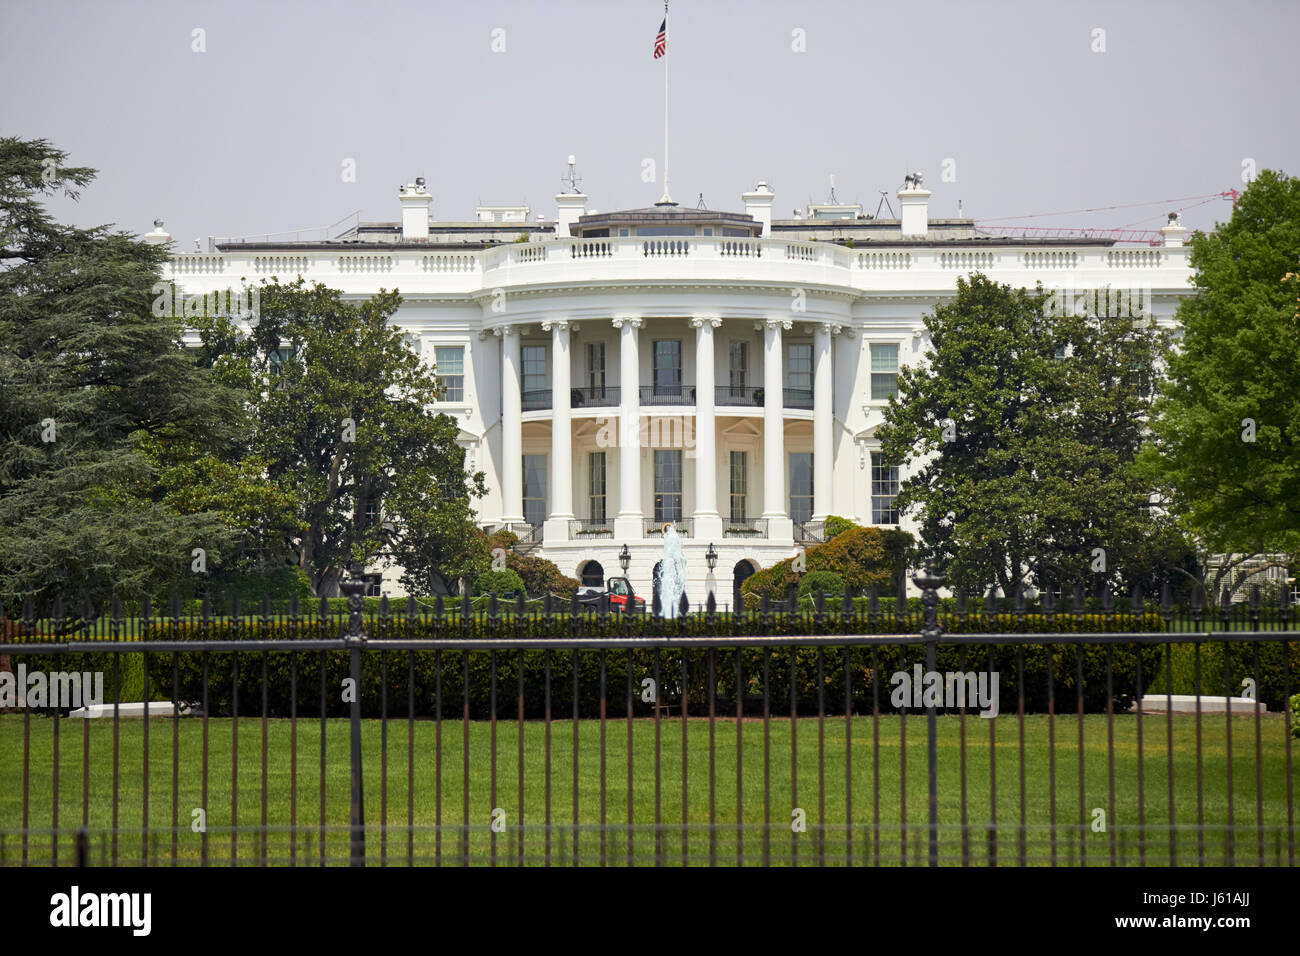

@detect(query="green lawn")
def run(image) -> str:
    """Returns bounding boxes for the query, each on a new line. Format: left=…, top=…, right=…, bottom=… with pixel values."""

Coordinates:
left=1, top=711, right=1294, bottom=866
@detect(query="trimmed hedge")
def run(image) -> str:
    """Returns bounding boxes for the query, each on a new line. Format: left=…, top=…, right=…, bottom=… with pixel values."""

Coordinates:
left=798, top=571, right=844, bottom=598
left=473, top=569, right=525, bottom=596
left=742, top=527, right=903, bottom=599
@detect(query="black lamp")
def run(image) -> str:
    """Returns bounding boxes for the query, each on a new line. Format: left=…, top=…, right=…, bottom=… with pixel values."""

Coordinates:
left=619, top=544, right=631, bottom=573
left=705, top=542, right=718, bottom=571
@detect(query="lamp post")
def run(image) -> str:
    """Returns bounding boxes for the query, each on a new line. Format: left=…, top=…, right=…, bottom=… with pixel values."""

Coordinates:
left=619, top=544, right=631, bottom=573
left=705, top=542, right=718, bottom=606
left=705, top=543, right=718, bottom=571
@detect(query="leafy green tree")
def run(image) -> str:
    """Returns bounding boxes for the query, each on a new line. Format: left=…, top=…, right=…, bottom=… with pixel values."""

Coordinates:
left=1143, top=170, right=1300, bottom=566
left=195, top=279, right=485, bottom=596
left=0, top=137, right=245, bottom=608
left=877, top=273, right=1177, bottom=595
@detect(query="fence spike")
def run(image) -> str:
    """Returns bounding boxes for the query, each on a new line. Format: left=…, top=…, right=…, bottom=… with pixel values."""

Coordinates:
left=679, top=591, right=689, bottom=618
left=543, top=592, right=552, bottom=617
left=110, top=594, right=123, bottom=623
left=1072, top=582, right=1084, bottom=616
left=652, top=588, right=661, bottom=617
left=1100, top=585, right=1114, bottom=615
left=434, top=594, right=444, bottom=620
left=1160, top=580, right=1173, bottom=620
left=1190, top=583, right=1204, bottom=616
left=261, top=593, right=272, bottom=624
left=379, top=594, right=390, bottom=623
left=733, top=584, right=743, bottom=616
left=706, top=591, right=717, bottom=614
left=869, top=587, right=880, bottom=622
left=814, top=589, right=825, bottom=614
left=570, top=592, right=579, bottom=618
left=1042, top=584, right=1056, bottom=616
left=232, top=595, right=242, bottom=622
left=760, top=592, right=769, bottom=616
left=22, top=595, right=34, bottom=626
left=140, top=595, right=151, bottom=625
left=52, top=594, right=64, bottom=624
left=1249, top=585, right=1261, bottom=628
left=625, top=588, right=635, bottom=617
left=289, top=593, right=299, bottom=621
left=786, top=583, right=798, bottom=614
left=488, top=592, right=499, bottom=620
left=1131, top=584, right=1144, bottom=617
left=1219, top=586, right=1232, bottom=624
left=516, top=593, right=526, bottom=618
left=168, top=593, right=180, bottom=623
left=841, top=588, right=853, bottom=617
left=318, top=595, right=329, bottom=623
left=83, top=595, right=95, bottom=625
left=1013, top=582, right=1025, bottom=616
left=956, top=588, right=968, bottom=618
left=461, top=591, right=471, bottom=618
left=984, top=586, right=997, bottom=617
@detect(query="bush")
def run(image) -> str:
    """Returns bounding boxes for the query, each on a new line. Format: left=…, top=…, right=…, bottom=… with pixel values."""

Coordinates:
left=1292, top=694, right=1300, bottom=741
left=742, top=527, right=902, bottom=599
left=486, top=531, right=581, bottom=598
left=822, top=516, right=857, bottom=540
left=473, top=569, right=525, bottom=596
left=797, top=571, right=844, bottom=598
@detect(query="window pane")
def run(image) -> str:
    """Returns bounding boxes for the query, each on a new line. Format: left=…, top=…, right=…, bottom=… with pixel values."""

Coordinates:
left=587, top=343, right=606, bottom=393
left=786, top=344, right=812, bottom=392
left=653, top=449, right=683, bottom=523
left=789, top=452, right=813, bottom=524
left=729, top=341, right=748, bottom=391
left=871, top=457, right=900, bottom=525
left=589, top=452, right=606, bottom=523
left=435, top=346, right=465, bottom=402
left=522, top=345, right=548, bottom=397
left=870, top=343, right=898, bottom=401
left=523, top=454, right=547, bottom=526
left=653, top=341, right=682, bottom=395
left=729, top=451, right=747, bottom=522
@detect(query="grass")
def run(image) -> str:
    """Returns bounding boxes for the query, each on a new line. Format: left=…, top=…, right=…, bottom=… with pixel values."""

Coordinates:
left=1, top=710, right=1295, bottom=866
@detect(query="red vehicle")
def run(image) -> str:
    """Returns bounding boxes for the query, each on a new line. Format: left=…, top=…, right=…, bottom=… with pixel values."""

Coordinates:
left=577, top=577, right=646, bottom=611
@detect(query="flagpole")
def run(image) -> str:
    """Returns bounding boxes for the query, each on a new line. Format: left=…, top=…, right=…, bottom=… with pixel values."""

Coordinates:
left=658, top=0, right=674, bottom=205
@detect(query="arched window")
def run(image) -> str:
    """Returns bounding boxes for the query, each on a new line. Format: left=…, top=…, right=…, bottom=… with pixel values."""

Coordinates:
left=580, top=560, right=605, bottom=589
left=733, top=560, right=757, bottom=593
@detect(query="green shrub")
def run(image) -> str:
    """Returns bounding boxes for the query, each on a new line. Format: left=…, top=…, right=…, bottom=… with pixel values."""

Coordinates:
left=742, top=527, right=901, bottom=598
left=1291, top=694, right=1300, bottom=741
left=822, top=516, right=857, bottom=540
left=473, top=569, right=525, bottom=596
left=797, top=571, right=844, bottom=598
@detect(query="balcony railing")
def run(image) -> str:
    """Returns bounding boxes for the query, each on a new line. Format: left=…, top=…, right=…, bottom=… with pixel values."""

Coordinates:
left=723, top=518, right=769, bottom=538
left=521, top=388, right=551, bottom=411
left=794, top=520, right=825, bottom=543
left=639, top=385, right=696, bottom=406
left=569, top=518, right=613, bottom=538
left=715, top=385, right=764, bottom=407
left=645, top=517, right=693, bottom=538
left=783, top=387, right=814, bottom=410
left=569, top=386, right=620, bottom=408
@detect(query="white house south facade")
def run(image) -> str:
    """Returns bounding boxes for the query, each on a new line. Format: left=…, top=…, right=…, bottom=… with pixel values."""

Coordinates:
left=156, top=175, right=1196, bottom=602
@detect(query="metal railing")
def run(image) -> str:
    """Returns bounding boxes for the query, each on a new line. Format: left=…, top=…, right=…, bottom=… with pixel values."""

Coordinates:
left=569, top=518, right=612, bottom=538
left=569, top=386, right=620, bottom=408
left=715, top=385, right=764, bottom=407
left=783, top=387, right=814, bottom=410
left=521, top=389, right=551, bottom=412
left=639, top=385, right=696, bottom=406
left=644, top=518, right=693, bottom=538
left=1, top=576, right=1295, bottom=867
left=724, top=518, right=768, bottom=538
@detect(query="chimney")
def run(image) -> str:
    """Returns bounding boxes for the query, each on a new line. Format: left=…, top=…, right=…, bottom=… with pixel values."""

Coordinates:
left=399, top=178, right=432, bottom=240
left=897, top=174, right=931, bottom=238
left=742, top=181, right=774, bottom=237
left=1160, top=212, right=1188, bottom=247
left=144, top=218, right=171, bottom=245
left=554, top=192, right=588, bottom=237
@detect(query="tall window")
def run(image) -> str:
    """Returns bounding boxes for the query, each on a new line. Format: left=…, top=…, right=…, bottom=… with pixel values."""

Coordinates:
left=587, top=342, right=606, bottom=397
left=729, top=341, right=748, bottom=394
left=589, top=452, right=607, bottom=523
left=653, top=450, right=683, bottom=523
left=523, top=454, right=547, bottom=526
left=653, top=340, right=682, bottom=397
left=435, top=346, right=464, bottom=402
left=870, top=343, right=899, bottom=400
left=729, top=451, right=748, bottom=522
left=871, top=457, right=900, bottom=525
left=522, top=345, right=548, bottom=399
left=789, top=453, right=813, bottom=525
left=786, top=343, right=812, bottom=393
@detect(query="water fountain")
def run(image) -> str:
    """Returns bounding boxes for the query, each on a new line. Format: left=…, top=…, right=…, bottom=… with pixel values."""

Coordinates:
left=656, top=524, right=688, bottom=618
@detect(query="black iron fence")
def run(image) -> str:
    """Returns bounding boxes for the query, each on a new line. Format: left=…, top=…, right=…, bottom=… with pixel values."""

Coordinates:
left=0, top=573, right=1295, bottom=867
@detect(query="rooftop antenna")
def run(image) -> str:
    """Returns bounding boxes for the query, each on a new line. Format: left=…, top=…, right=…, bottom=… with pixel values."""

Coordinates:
left=696, top=192, right=706, bottom=209
left=562, top=155, right=582, bottom=194
left=874, top=190, right=896, bottom=219
left=828, top=173, right=839, bottom=205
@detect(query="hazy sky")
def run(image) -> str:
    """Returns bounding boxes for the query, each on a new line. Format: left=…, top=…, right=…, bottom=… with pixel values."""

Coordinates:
left=2, top=0, right=1295, bottom=246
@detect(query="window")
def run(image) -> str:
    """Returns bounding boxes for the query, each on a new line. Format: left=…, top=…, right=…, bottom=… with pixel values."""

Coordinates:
left=435, top=346, right=465, bottom=402
left=523, top=454, right=547, bottom=526
left=786, top=343, right=812, bottom=393
left=653, top=340, right=682, bottom=397
left=268, top=346, right=293, bottom=373
left=587, top=342, right=606, bottom=398
left=364, top=496, right=380, bottom=523
left=871, top=457, right=900, bottom=525
left=653, top=450, right=683, bottom=523
left=580, top=561, right=605, bottom=589
left=589, top=452, right=607, bottom=523
left=789, top=453, right=813, bottom=525
left=364, top=574, right=383, bottom=598
left=1054, top=344, right=1068, bottom=361
left=729, top=451, right=748, bottom=522
left=870, top=343, right=899, bottom=400
left=522, top=345, right=548, bottom=399
left=729, top=341, right=748, bottom=394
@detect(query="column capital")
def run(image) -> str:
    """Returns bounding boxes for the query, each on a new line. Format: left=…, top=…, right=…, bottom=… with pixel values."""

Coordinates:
left=689, top=314, right=723, bottom=329
left=819, top=321, right=848, bottom=337
left=611, top=314, right=644, bottom=330
left=492, top=323, right=520, bottom=338
left=763, top=317, right=793, bottom=331
left=540, top=318, right=571, bottom=332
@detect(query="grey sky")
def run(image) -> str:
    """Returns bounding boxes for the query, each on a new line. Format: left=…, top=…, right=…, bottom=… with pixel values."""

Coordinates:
left=2, top=0, right=1295, bottom=245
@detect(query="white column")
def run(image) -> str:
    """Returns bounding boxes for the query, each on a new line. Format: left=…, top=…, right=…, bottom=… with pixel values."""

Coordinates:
left=543, top=319, right=573, bottom=541
left=691, top=315, right=723, bottom=541
left=812, top=323, right=835, bottom=522
left=498, top=325, right=524, bottom=525
left=613, top=315, right=644, bottom=539
left=762, top=318, right=793, bottom=540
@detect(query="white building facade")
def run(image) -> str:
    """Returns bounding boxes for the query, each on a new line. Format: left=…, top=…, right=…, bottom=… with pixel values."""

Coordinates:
left=158, top=177, right=1195, bottom=601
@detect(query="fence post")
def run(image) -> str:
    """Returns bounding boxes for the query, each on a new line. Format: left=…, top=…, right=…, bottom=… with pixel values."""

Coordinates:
left=341, top=566, right=368, bottom=867
left=913, top=565, right=946, bottom=867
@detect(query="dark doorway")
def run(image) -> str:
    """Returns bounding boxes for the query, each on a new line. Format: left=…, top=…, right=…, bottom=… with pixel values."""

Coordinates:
left=580, top=560, right=605, bottom=589
left=733, top=560, right=757, bottom=593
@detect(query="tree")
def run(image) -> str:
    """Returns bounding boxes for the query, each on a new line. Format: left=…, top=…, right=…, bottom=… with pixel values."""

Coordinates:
left=195, top=279, right=485, bottom=596
left=0, top=137, right=245, bottom=608
left=1143, top=169, right=1300, bottom=566
left=876, top=273, right=1177, bottom=595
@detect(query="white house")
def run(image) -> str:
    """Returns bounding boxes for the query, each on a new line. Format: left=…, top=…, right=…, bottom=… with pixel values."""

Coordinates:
left=154, top=172, right=1195, bottom=601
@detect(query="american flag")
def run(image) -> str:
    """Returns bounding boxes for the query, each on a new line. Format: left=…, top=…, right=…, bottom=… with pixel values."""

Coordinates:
left=653, top=17, right=666, bottom=58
